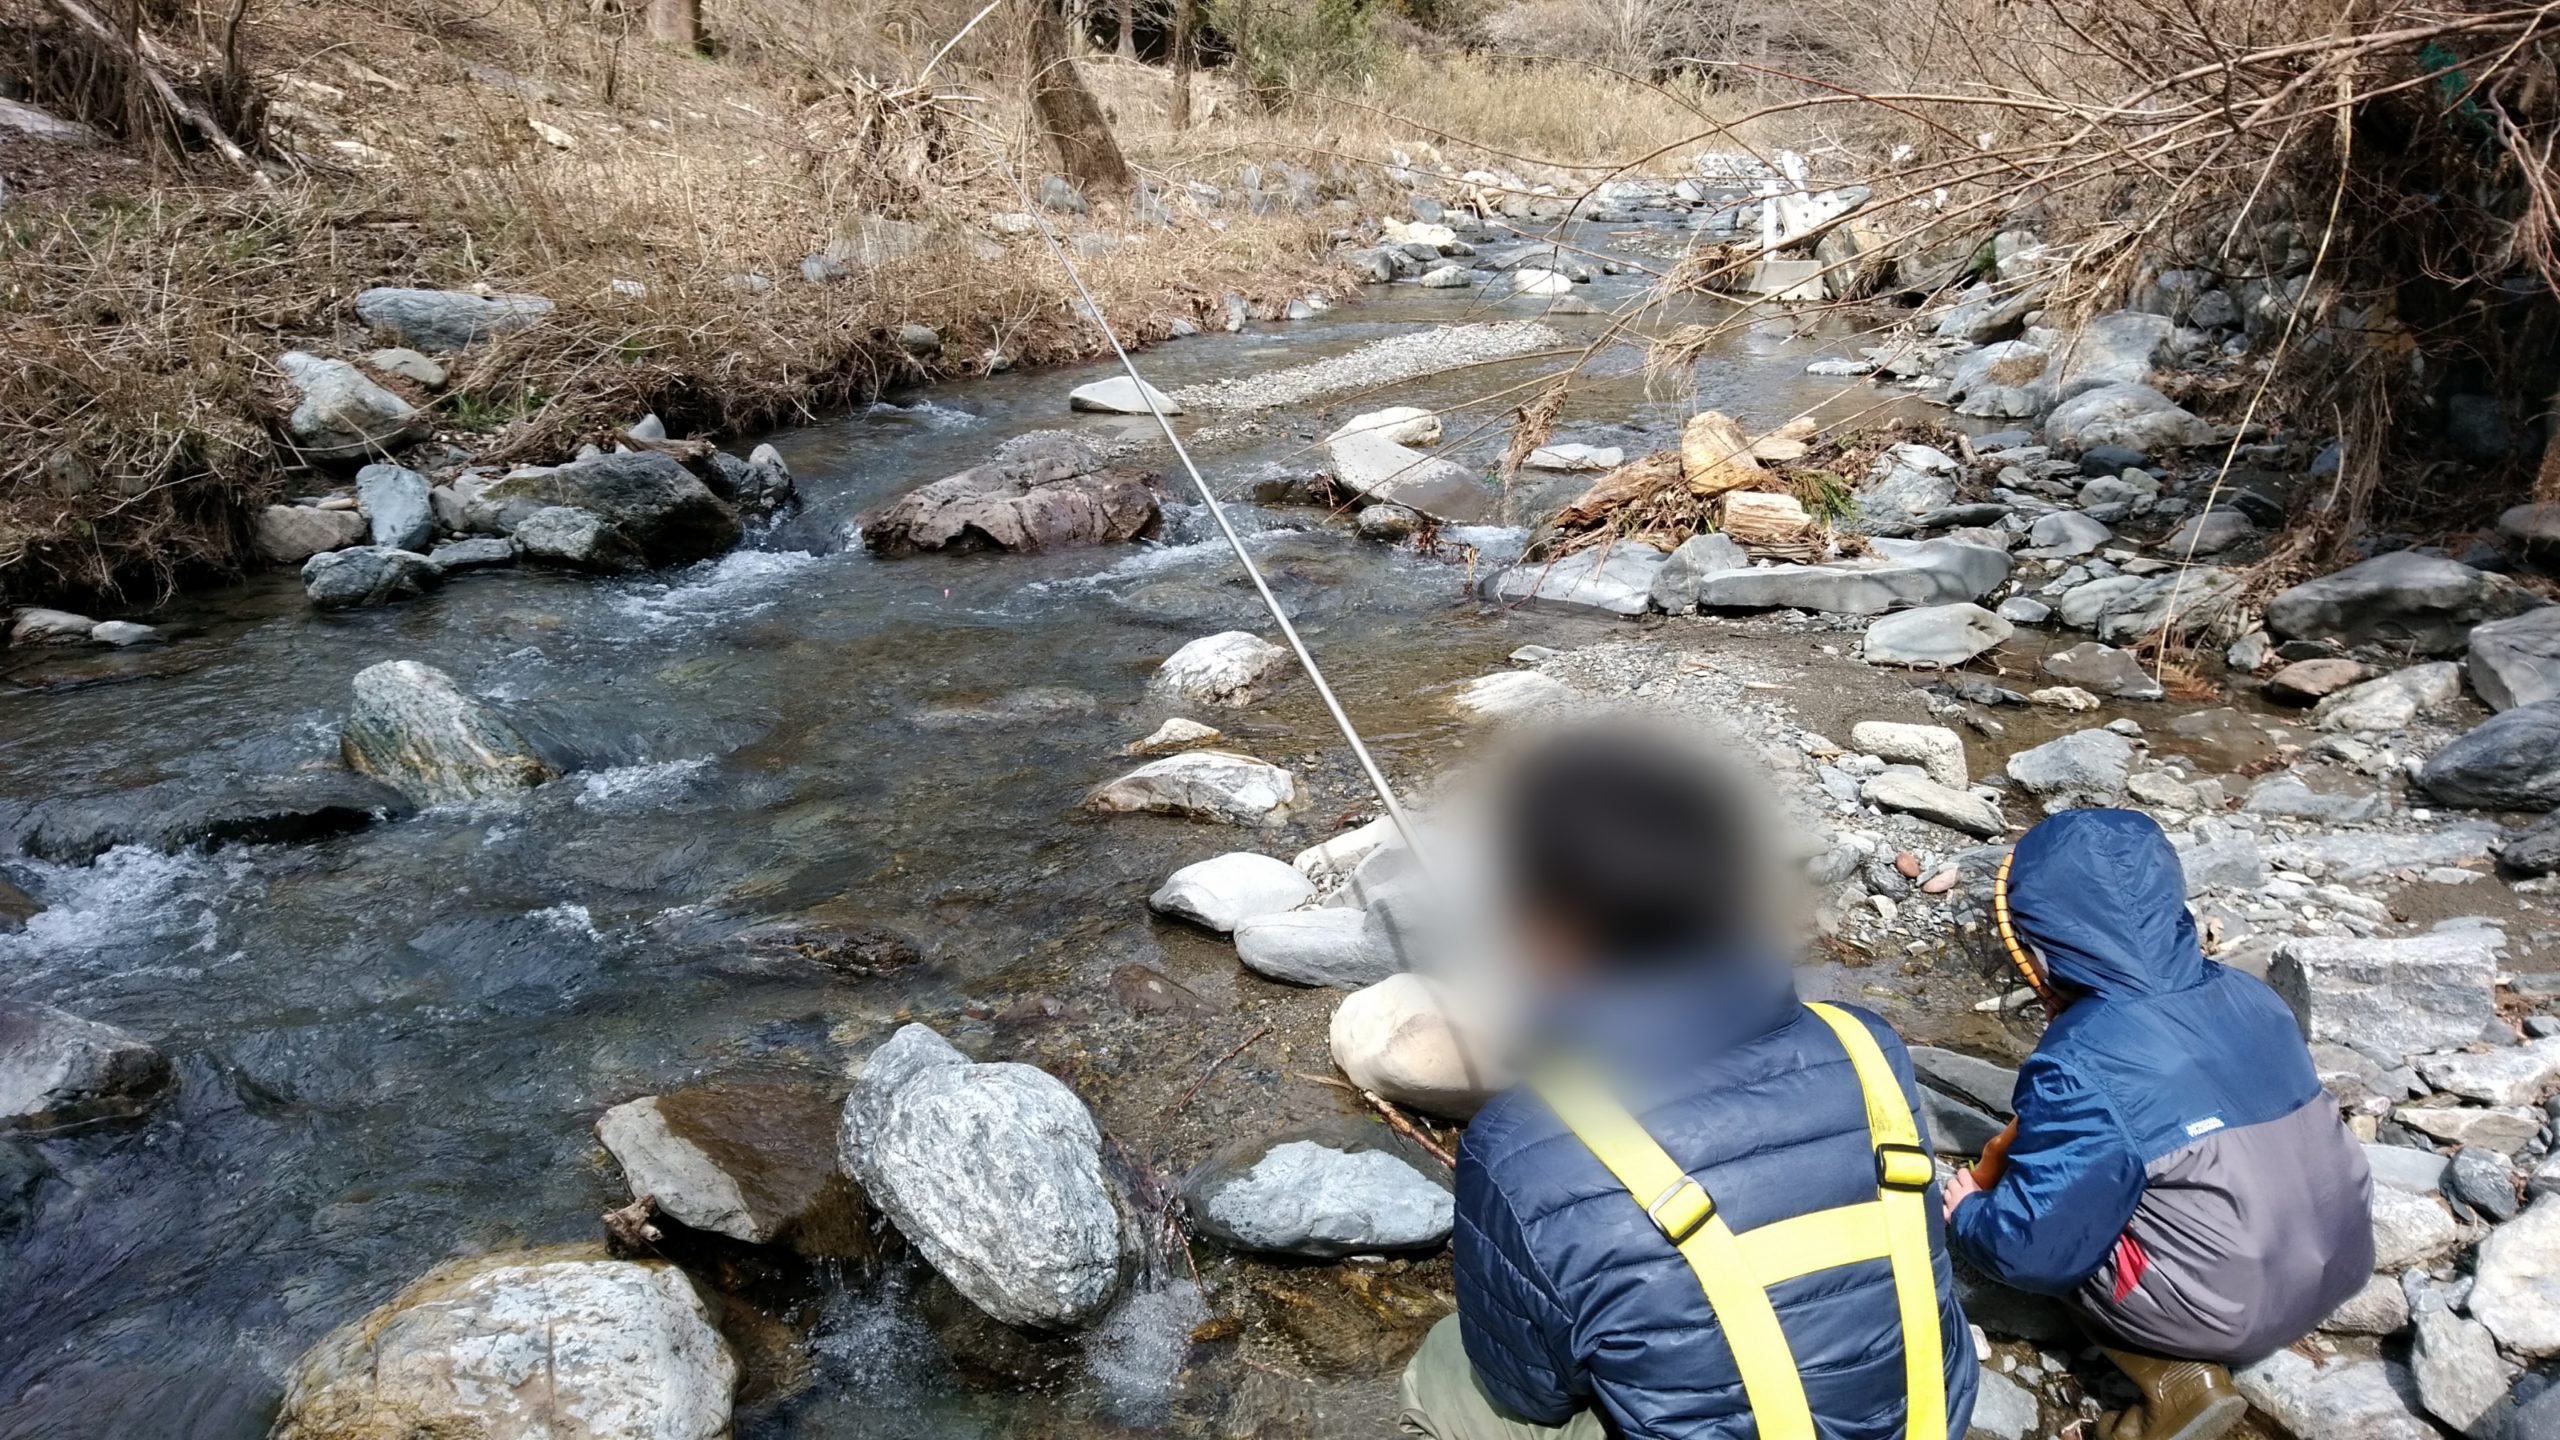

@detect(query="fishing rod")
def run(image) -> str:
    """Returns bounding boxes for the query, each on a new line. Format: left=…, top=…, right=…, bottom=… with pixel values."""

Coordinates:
left=991, top=154, right=1428, bottom=866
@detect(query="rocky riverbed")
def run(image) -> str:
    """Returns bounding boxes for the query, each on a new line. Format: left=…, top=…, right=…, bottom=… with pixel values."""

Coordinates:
left=2, top=184, right=2557, bottom=1440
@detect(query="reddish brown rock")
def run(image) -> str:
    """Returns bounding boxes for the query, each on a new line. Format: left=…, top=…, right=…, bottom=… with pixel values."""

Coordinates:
left=2264, top=657, right=2368, bottom=706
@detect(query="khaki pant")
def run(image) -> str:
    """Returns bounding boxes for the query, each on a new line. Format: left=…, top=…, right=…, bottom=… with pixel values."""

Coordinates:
left=1396, top=1316, right=1608, bottom=1440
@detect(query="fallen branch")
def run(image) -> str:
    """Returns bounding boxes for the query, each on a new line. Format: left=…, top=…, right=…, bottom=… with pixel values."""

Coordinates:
left=1362, top=1089, right=1457, bottom=1169
left=44, top=0, right=256, bottom=170
left=1164, top=1024, right=1269, bottom=1116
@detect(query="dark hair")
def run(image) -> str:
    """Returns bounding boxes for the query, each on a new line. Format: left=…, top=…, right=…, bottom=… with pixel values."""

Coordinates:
left=1497, top=722, right=1761, bottom=960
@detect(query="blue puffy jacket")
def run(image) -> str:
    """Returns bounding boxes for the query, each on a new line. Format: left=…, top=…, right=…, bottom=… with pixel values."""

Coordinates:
left=1949, top=808, right=2373, bottom=1362
left=1452, top=957, right=1979, bottom=1439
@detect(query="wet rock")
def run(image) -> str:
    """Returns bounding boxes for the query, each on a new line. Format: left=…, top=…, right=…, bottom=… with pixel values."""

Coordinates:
left=353, top=286, right=553, bottom=351
left=83, top=620, right=156, bottom=646
left=1863, top=603, right=2011, bottom=667
left=1483, top=546, right=1665, bottom=617
left=514, top=505, right=647, bottom=573
left=1860, top=772, right=2004, bottom=837
left=1328, top=427, right=1490, bottom=523
left=597, top=1077, right=866, bottom=1255
left=1126, top=717, right=1221, bottom=756
left=1151, top=631, right=1289, bottom=708
left=1693, top=538, right=2011, bottom=614
left=2039, top=642, right=2162, bottom=700
left=2166, top=508, right=2256, bottom=556
left=1648, top=531, right=1749, bottom=612
left=355, top=463, right=435, bottom=551
left=1419, top=263, right=1472, bottom=288
left=1331, top=973, right=1500, bottom=1118
left=1149, top=853, right=1315, bottom=933
left=1850, top=721, right=1967, bottom=787
left=1182, top=1118, right=1453, bottom=1258
left=2234, top=1351, right=2435, bottom=1440
left=2323, top=1273, right=2413, bottom=1335
left=2024, top=509, right=2110, bottom=557
left=270, top=1245, right=734, bottom=1440
left=2468, top=607, right=2560, bottom=712
left=483, top=453, right=743, bottom=567
left=2266, top=551, right=2536, bottom=654
left=253, top=504, right=367, bottom=564
left=906, top=687, right=1096, bottom=733
left=302, top=545, right=442, bottom=609
left=859, top=434, right=1156, bottom=556
left=2053, top=310, right=2172, bottom=399
left=2265, top=657, right=2367, bottom=704
left=1356, top=504, right=1421, bottom=542
left=2316, top=662, right=2462, bottom=733
left=1086, top=751, right=1305, bottom=826
left=2273, top=931, right=2501, bottom=1057
left=2005, top=728, right=2135, bottom=812
left=839, top=1024, right=1124, bottom=1328
left=0, top=1002, right=171, bottom=1133
left=1068, top=376, right=1176, bottom=415
left=2044, top=383, right=2213, bottom=453
left=0, top=770, right=414, bottom=861
left=6, top=608, right=94, bottom=646
left=342, top=659, right=555, bottom=806
left=2417, top=1039, right=2560, bottom=1107
left=706, top=449, right=794, bottom=516
left=2471, top=1196, right=2560, bottom=1358
left=2421, top=702, right=2560, bottom=809
left=277, top=351, right=430, bottom=465
left=2243, top=768, right=2388, bottom=824
left=0, top=880, right=37, bottom=935
left=1234, top=908, right=1396, bottom=989
left=426, top=536, right=516, bottom=572
left=2412, top=1305, right=2516, bottom=1438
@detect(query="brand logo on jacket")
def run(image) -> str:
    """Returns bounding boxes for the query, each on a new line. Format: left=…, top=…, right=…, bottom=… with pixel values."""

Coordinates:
left=2183, top=1115, right=2225, bottom=1138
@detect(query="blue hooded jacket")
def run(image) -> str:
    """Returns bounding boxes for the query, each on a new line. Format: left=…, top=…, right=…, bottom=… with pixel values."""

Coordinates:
left=1451, top=956, right=1979, bottom=1439
left=1947, top=808, right=2373, bottom=1361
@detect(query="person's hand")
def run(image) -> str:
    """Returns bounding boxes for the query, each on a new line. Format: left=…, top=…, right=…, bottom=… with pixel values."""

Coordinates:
left=1940, top=1164, right=1983, bottom=1222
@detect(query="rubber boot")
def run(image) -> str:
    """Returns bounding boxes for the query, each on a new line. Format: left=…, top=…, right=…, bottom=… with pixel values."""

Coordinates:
left=2099, top=1346, right=2247, bottom=1440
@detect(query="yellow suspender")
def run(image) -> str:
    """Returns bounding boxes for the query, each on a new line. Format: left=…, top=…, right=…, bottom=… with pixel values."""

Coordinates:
left=1534, top=1003, right=1947, bottom=1440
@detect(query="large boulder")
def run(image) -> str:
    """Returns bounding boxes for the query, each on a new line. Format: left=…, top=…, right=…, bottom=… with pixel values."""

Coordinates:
left=595, top=1076, right=865, bottom=1256
left=514, top=505, right=648, bottom=574
left=2039, top=642, right=2162, bottom=700
left=302, top=545, right=442, bottom=609
left=2420, top=702, right=2560, bottom=809
left=277, top=351, right=430, bottom=465
left=1942, top=341, right=2052, bottom=418
left=2005, top=728, right=2135, bottom=813
left=482, top=453, right=743, bottom=568
left=2316, top=663, right=2463, bottom=733
left=1086, top=750, right=1305, bottom=826
left=1853, top=444, right=1960, bottom=533
left=1483, top=547, right=1666, bottom=617
left=2467, top=607, right=2560, bottom=712
left=2269, top=931, right=2501, bottom=1056
left=270, top=1245, right=735, bottom=1440
left=1325, top=427, right=1492, bottom=523
left=838, top=1025, right=1124, bottom=1328
left=2052, top=311, right=2173, bottom=400
left=1181, top=1117, right=1453, bottom=1258
left=2265, top=551, right=2536, bottom=654
left=254, top=503, right=367, bottom=564
left=1330, top=974, right=1501, bottom=1118
left=341, top=660, right=555, bottom=806
left=1648, top=531, right=1750, bottom=612
left=1850, top=721, right=1967, bottom=788
left=1234, top=907, right=1398, bottom=989
left=1862, top=603, right=2011, bottom=666
left=0, top=1002, right=171, bottom=1133
left=859, top=433, right=1157, bottom=556
left=1692, top=538, right=2010, bottom=615
left=2234, top=1351, right=2437, bottom=1440
left=1150, top=631, right=1289, bottom=707
left=2470, top=1196, right=2560, bottom=1358
left=1147, top=852, right=1314, bottom=933
left=353, top=286, right=554, bottom=352
left=2043, top=383, right=2213, bottom=453
left=355, top=463, right=435, bottom=551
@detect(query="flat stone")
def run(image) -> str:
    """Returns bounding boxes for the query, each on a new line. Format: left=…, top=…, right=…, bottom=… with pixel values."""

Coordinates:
left=1151, top=631, right=1289, bottom=708
left=2266, top=657, right=2368, bottom=705
left=1850, top=721, right=1968, bottom=787
left=1181, top=1118, right=1453, bottom=1258
left=1863, top=603, right=2012, bottom=667
left=2365, top=1143, right=2451, bottom=1195
left=2039, top=641, right=2162, bottom=699
left=1910, top=1046, right=2019, bottom=1117
left=513, top=506, right=646, bottom=574
left=1328, top=407, right=1441, bottom=447
left=1861, top=772, right=2005, bottom=837
left=2243, top=768, right=2389, bottom=825
left=2471, top=607, right=2560, bottom=712
left=2266, top=822, right=2503, bottom=881
left=1525, top=443, right=1623, bottom=472
left=2266, top=551, right=2536, bottom=655
left=1484, top=547, right=1666, bottom=617
left=2005, top=728, right=2135, bottom=812
left=2316, top=662, right=2462, bottom=733
left=1692, top=539, right=2012, bottom=615
left=2471, top=1196, right=2560, bottom=1358
left=2395, top=1104, right=2542, bottom=1155
left=2235, top=1352, right=2436, bottom=1440
left=1148, top=853, right=1315, bottom=933
left=2025, top=509, right=2110, bottom=557
left=1126, top=718, right=1222, bottom=756
left=2422, top=702, right=2560, bottom=809
left=2271, top=932, right=2502, bottom=1058
left=426, top=536, right=516, bottom=572
left=1234, top=908, right=1397, bottom=989
left=1068, top=375, right=1180, bottom=415
left=2417, top=1038, right=2560, bottom=1106
left=1449, top=670, right=1569, bottom=721
left=1328, top=427, right=1491, bottom=523
left=353, top=286, right=554, bottom=351
left=596, top=1078, right=864, bottom=1255
left=1087, top=751, right=1306, bottom=826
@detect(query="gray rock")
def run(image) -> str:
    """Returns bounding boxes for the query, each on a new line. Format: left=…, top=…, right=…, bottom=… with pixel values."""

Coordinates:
left=1863, top=604, right=2012, bottom=667
left=2272, top=932, right=2502, bottom=1057
left=2502, top=811, right=2560, bottom=875
left=2396, top=1104, right=2542, bottom=1155
left=341, top=659, right=554, bottom=807
left=1068, top=375, right=1178, bottom=415
left=2316, top=662, right=2464, bottom=733
left=2267, top=822, right=2504, bottom=881
left=6, top=607, right=94, bottom=646
left=1038, top=176, right=1088, bottom=213
left=512, top=505, right=646, bottom=574
left=2244, top=768, right=2389, bottom=825
left=1967, top=1369, right=2037, bottom=1440
left=2372, top=1185, right=2464, bottom=1268
left=1861, top=772, right=2005, bottom=837
left=1942, top=341, right=2052, bottom=418
left=860, top=434, right=1156, bottom=556
left=481, top=453, right=742, bottom=568
left=2324, top=1272, right=2413, bottom=1335
left=277, top=351, right=429, bottom=465
left=2044, top=383, right=2214, bottom=453
left=1357, top=504, right=1421, bottom=542
left=1997, top=596, right=2050, bottom=624
left=2365, top=1142, right=2451, bottom=1195
left=1910, top=1046, right=2019, bottom=1116
left=1648, top=532, right=1749, bottom=612
left=596, top=1078, right=864, bottom=1255
left=2025, top=510, right=2110, bottom=557
left=2005, top=729, right=2135, bottom=812
left=2039, top=641, right=2162, bottom=699
left=1328, top=427, right=1490, bottom=523
left=1955, top=1259, right=2079, bottom=1344
left=1856, top=444, right=1961, bottom=532
left=253, top=504, right=368, bottom=564
left=301, top=545, right=441, bottom=609
left=368, top=346, right=446, bottom=388
left=1920, top=1087, right=2007, bottom=1155
left=0, top=1002, right=171, bottom=1133
left=2053, top=310, right=2173, bottom=399
left=2468, top=607, right=2560, bottom=712
left=1181, top=1118, right=1453, bottom=1258
left=1418, top=264, right=1473, bottom=288
left=2418, top=1039, right=2560, bottom=1107
left=2447, top=1147, right=2523, bottom=1222
left=1850, top=721, right=1968, bottom=788
left=425, top=536, right=516, bottom=572
left=1087, top=751, right=1305, bottom=826
left=1694, top=539, right=2012, bottom=615
left=2166, top=508, right=2256, bottom=556
left=2423, top=703, right=2560, bottom=809
left=1484, top=547, right=1666, bottom=618
left=2235, top=1352, right=2436, bottom=1440
left=2172, top=819, right=2266, bottom=893
left=353, top=286, right=553, bottom=351
left=2470, top=1195, right=2560, bottom=1357
left=2413, top=1305, right=2517, bottom=1438
left=800, top=254, right=849, bottom=284
left=2267, top=550, right=2536, bottom=654
left=1233, top=908, right=1396, bottom=989
left=1148, top=853, right=1315, bottom=933
left=1152, top=631, right=1289, bottom=708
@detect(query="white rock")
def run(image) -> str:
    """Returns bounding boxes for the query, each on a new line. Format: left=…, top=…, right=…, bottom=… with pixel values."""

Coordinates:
left=1862, top=772, right=2004, bottom=837
left=1148, top=853, right=1316, bottom=933
left=1450, top=670, right=1570, bottom=720
left=1849, top=721, right=1968, bottom=788
left=2370, top=1185, right=2462, bottom=1269
left=1234, top=908, right=1397, bottom=989
left=1511, top=268, right=1573, bottom=297
left=1087, top=751, right=1306, bottom=826
left=1327, top=406, right=1441, bottom=447
left=1150, top=631, right=1289, bottom=707
left=1330, top=973, right=1502, bottom=1118
left=2270, top=932, right=2503, bottom=1058
left=2470, top=1196, right=2560, bottom=1358
left=1069, top=376, right=1181, bottom=415
left=1525, top=443, right=1624, bottom=472
left=2234, top=1351, right=2437, bottom=1440
left=2415, top=1037, right=2560, bottom=1106
left=1126, top=717, right=1222, bottom=755
left=1862, top=604, right=2012, bottom=667
left=1293, top=815, right=1400, bottom=881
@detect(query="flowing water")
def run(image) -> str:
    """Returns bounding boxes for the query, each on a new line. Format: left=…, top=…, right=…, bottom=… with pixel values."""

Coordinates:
left=0, top=226, right=1942, bottom=1437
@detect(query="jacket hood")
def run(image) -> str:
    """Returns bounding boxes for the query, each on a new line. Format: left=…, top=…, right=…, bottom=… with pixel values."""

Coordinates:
left=2005, top=808, right=2203, bottom=998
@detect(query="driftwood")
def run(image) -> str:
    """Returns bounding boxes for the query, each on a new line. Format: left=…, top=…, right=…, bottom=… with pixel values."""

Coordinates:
left=1679, top=411, right=1764, bottom=497
left=45, top=0, right=256, bottom=170
left=1556, top=451, right=1682, bottom=528
left=1720, top=490, right=1814, bottom=546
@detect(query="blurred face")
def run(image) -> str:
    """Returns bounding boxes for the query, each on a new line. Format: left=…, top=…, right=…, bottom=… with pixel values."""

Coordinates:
left=1518, top=901, right=1599, bottom=987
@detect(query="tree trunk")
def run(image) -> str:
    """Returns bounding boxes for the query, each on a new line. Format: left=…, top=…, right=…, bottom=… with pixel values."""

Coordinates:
left=1116, top=0, right=1136, bottom=57
left=1168, top=0, right=1192, bottom=128
left=647, top=0, right=699, bottom=51
left=1023, top=0, right=1131, bottom=192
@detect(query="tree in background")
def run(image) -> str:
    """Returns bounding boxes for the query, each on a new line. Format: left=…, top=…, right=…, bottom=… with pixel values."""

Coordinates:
left=648, top=0, right=702, bottom=50
left=1022, top=0, right=1131, bottom=190
left=1169, top=0, right=1193, bottom=126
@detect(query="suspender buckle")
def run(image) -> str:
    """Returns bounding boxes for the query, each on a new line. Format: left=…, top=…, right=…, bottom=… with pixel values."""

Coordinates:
left=1645, top=1177, right=1716, bottom=1244
left=1875, top=1142, right=1934, bottom=1192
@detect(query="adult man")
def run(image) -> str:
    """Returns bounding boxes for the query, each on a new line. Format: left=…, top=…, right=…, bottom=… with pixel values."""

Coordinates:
left=1944, top=808, right=2374, bottom=1440
left=1398, top=723, right=1979, bottom=1440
